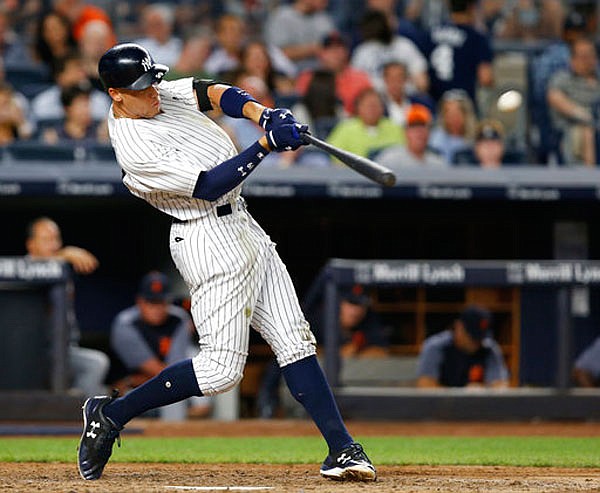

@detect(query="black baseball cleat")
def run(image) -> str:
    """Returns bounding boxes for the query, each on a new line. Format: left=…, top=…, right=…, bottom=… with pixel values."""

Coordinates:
left=320, top=442, right=377, bottom=481
left=77, top=390, right=122, bottom=480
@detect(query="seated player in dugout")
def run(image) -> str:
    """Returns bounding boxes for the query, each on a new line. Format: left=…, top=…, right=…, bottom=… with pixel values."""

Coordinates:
left=416, top=305, right=509, bottom=388
left=572, top=335, right=600, bottom=387
left=337, top=284, right=390, bottom=358
left=109, top=271, right=212, bottom=418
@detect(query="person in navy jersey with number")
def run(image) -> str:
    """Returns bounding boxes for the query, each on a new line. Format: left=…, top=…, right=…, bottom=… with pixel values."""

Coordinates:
left=426, top=0, right=494, bottom=106
left=416, top=305, right=509, bottom=388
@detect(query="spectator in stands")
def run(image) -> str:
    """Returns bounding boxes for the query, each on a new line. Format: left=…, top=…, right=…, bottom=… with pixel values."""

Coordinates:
left=529, top=9, right=589, bottom=163
left=292, top=69, right=344, bottom=140
left=471, top=119, right=507, bottom=168
left=164, top=31, right=213, bottom=81
left=110, top=271, right=212, bottom=420
left=78, top=20, right=113, bottom=91
left=203, top=13, right=246, bottom=77
left=416, top=305, right=509, bottom=388
left=429, top=89, right=477, bottom=163
left=32, top=11, right=77, bottom=74
left=240, top=40, right=296, bottom=97
left=41, top=83, right=107, bottom=145
left=296, top=32, right=372, bottom=116
left=494, top=0, right=564, bottom=41
left=547, top=37, right=600, bottom=166
left=327, top=87, right=405, bottom=160
left=403, top=0, right=450, bottom=32
left=0, top=9, right=32, bottom=67
left=0, top=81, right=32, bottom=144
left=52, top=0, right=116, bottom=46
left=351, top=9, right=428, bottom=93
left=30, top=51, right=110, bottom=124
left=452, top=119, right=519, bottom=167
left=133, top=3, right=182, bottom=67
left=264, top=0, right=336, bottom=72
left=25, top=216, right=109, bottom=397
left=377, top=103, right=447, bottom=169
left=572, top=335, right=600, bottom=387
left=380, top=61, right=435, bottom=127
left=426, top=0, right=494, bottom=105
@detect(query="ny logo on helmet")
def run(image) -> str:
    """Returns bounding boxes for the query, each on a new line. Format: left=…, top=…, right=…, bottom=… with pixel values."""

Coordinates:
left=141, top=57, right=152, bottom=72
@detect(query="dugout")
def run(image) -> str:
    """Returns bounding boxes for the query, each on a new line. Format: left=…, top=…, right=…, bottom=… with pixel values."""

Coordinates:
left=318, top=259, right=600, bottom=420
left=2, top=164, right=600, bottom=419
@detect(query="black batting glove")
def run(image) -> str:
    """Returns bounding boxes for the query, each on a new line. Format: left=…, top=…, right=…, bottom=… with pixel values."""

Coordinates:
left=259, top=108, right=298, bottom=132
left=266, top=123, right=309, bottom=152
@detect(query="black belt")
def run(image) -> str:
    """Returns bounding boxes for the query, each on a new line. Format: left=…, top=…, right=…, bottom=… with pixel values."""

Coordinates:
left=172, top=203, right=233, bottom=224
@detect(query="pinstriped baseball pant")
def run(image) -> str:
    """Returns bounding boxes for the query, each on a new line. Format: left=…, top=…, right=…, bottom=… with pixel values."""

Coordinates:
left=169, top=201, right=316, bottom=396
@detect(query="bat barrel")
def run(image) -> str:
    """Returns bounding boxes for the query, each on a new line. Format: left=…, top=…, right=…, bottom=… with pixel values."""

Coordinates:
left=300, top=133, right=396, bottom=187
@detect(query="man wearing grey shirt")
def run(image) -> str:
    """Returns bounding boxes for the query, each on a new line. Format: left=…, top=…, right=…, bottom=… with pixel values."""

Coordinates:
left=416, top=305, right=509, bottom=388
left=110, top=271, right=211, bottom=419
left=377, top=103, right=447, bottom=169
left=264, top=0, right=335, bottom=72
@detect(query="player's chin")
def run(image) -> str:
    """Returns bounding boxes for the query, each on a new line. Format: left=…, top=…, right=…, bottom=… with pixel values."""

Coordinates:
left=147, top=106, right=161, bottom=118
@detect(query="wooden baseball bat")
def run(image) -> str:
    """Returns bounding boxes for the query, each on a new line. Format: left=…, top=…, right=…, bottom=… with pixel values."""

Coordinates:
left=300, top=133, right=396, bottom=187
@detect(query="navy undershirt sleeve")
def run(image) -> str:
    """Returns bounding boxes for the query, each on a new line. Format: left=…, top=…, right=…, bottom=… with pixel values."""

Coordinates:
left=192, top=141, right=269, bottom=201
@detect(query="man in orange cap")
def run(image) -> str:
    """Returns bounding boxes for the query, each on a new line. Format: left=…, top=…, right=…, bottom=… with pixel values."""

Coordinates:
left=376, top=103, right=447, bottom=168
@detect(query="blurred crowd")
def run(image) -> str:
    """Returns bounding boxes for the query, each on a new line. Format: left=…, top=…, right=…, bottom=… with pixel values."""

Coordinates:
left=0, top=0, right=599, bottom=167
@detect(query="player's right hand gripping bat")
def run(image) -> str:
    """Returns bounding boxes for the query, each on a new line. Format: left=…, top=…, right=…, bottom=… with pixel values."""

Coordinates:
left=300, top=132, right=397, bottom=187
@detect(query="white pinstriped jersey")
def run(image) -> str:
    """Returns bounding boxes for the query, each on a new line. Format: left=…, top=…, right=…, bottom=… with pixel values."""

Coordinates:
left=107, top=78, right=240, bottom=221
left=106, top=76, right=316, bottom=394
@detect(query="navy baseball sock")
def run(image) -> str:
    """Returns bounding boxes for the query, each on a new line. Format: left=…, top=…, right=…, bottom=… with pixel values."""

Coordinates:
left=282, top=355, right=353, bottom=454
left=103, top=359, right=202, bottom=428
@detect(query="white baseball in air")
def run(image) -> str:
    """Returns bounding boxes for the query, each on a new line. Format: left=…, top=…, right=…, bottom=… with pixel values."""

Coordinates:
left=496, top=90, right=522, bottom=112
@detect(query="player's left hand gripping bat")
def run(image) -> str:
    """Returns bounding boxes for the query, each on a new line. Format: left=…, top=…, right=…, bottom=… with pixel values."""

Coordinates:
left=300, top=132, right=397, bottom=187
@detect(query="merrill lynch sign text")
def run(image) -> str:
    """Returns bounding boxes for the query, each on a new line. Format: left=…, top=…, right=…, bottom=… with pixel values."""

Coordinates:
left=353, top=261, right=600, bottom=285
left=356, top=262, right=465, bottom=285
left=0, top=258, right=64, bottom=281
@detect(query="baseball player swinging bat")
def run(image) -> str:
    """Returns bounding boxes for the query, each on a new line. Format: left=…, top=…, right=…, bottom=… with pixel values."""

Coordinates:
left=300, top=132, right=397, bottom=187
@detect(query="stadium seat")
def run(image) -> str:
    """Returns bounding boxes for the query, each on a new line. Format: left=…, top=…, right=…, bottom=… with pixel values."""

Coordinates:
left=5, top=65, right=51, bottom=89
left=5, top=142, right=84, bottom=162
left=273, top=93, right=301, bottom=109
left=313, top=116, right=339, bottom=140
left=20, top=82, right=53, bottom=100
left=89, top=144, right=116, bottom=162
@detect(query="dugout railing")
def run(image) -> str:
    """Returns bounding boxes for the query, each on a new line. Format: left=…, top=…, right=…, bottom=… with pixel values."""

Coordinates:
left=0, top=258, right=84, bottom=420
left=319, top=259, right=600, bottom=420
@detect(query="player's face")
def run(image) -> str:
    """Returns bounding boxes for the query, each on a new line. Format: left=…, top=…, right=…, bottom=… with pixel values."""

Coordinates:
left=406, top=124, right=429, bottom=154
left=339, top=300, right=368, bottom=330
left=454, top=321, right=481, bottom=354
left=110, top=84, right=161, bottom=119
left=137, top=297, right=169, bottom=325
left=27, top=220, right=63, bottom=257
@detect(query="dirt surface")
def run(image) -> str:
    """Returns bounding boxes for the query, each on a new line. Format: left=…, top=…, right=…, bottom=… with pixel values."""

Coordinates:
left=2, top=420, right=600, bottom=492
left=1, top=463, right=600, bottom=492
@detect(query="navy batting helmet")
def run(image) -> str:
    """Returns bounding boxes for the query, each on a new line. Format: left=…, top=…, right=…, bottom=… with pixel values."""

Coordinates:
left=98, top=43, right=169, bottom=91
